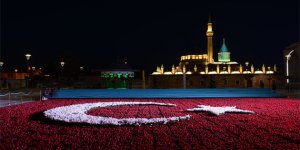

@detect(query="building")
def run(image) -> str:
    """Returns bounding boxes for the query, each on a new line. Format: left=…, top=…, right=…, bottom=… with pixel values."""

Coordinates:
left=149, top=17, right=283, bottom=88
left=0, top=67, right=44, bottom=89
left=0, top=71, right=27, bottom=89
left=100, top=62, right=135, bottom=89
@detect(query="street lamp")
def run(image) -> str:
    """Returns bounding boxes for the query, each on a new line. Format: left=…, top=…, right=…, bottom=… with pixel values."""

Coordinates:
left=245, top=62, right=249, bottom=71
left=25, top=53, right=31, bottom=89
left=267, top=66, right=272, bottom=89
left=60, top=61, right=65, bottom=67
left=285, top=50, right=294, bottom=84
left=60, top=61, right=65, bottom=78
left=0, top=61, right=4, bottom=89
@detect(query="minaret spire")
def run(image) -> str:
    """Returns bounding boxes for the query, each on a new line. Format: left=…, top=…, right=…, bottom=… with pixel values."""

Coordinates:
left=206, top=14, right=214, bottom=64
left=208, top=13, right=212, bottom=23
left=220, top=38, right=229, bottom=52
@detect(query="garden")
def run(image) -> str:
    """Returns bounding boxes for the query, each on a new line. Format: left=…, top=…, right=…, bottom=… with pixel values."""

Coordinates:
left=0, top=98, right=299, bottom=149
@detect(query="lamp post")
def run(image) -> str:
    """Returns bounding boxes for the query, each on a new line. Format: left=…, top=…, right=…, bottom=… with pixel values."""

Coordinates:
left=267, top=66, right=271, bottom=89
left=60, top=61, right=65, bottom=78
left=245, top=62, right=249, bottom=72
left=25, top=53, right=31, bottom=89
left=60, top=61, right=65, bottom=88
left=285, top=50, right=294, bottom=84
left=0, top=61, right=3, bottom=89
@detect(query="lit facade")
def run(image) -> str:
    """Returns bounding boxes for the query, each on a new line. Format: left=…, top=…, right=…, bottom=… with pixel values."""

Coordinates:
left=149, top=17, right=283, bottom=88
left=100, top=63, right=135, bottom=89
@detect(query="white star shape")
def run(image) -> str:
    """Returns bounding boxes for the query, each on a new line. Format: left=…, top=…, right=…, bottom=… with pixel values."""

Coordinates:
left=186, top=105, right=254, bottom=116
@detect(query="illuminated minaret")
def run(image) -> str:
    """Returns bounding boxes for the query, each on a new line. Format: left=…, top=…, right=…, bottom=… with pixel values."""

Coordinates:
left=206, top=15, right=214, bottom=64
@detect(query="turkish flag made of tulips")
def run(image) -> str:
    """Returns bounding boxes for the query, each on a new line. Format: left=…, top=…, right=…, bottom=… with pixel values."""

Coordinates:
left=0, top=98, right=299, bottom=149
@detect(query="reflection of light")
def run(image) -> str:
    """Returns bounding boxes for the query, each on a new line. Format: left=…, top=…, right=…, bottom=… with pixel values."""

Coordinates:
left=163, top=71, right=172, bottom=75
left=44, top=75, right=50, bottom=77
left=151, top=72, right=160, bottom=75
left=200, top=71, right=206, bottom=74
left=208, top=71, right=217, bottom=74
left=175, top=72, right=183, bottom=75
left=266, top=71, right=274, bottom=74
left=231, top=71, right=240, bottom=74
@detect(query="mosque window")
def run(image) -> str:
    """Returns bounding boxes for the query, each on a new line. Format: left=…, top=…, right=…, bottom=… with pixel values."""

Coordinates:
left=224, top=79, right=228, bottom=85
left=109, top=72, right=114, bottom=78
left=101, top=73, right=108, bottom=78
left=201, top=81, right=204, bottom=86
left=259, top=80, right=264, bottom=88
left=235, top=80, right=240, bottom=85
left=117, top=73, right=122, bottom=79
left=124, top=73, right=128, bottom=78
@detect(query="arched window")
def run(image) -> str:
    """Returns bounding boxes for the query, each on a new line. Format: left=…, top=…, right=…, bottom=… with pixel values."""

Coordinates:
left=235, top=80, right=240, bottom=85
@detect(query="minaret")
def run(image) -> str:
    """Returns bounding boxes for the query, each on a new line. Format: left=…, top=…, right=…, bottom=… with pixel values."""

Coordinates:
left=206, top=15, right=214, bottom=64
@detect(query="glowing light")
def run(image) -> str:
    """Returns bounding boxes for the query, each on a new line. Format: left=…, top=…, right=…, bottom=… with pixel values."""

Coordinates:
left=186, top=71, right=192, bottom=75
left=117, top=73, right=122, bottom=78
left=163, top=71, right=172, bottom=75
left=124, top=73, right=128, bottom=78
left=208, top=71, right=217, bottom=74
left=25, top=53, right=31, bottom=60
left=231, top=71, right=240, bottom=74
left=175, top=72, right=183, bottom=75
left=285, top=50, right=294, bottom=84
left=152, top=72, right=160, bottom=75
left=109, top=73, right=114, bottom=78
left=266, top=71, right=274, bottom=74
left=243, top=71, right=251, bottom=74
left=60, top=61, right=65, bottom=67
left=254, top=70, right=263, bottom=74
left=200, top=71, right=206, bottom=74
left=220, top=71, right=228, bottom=74
left=180, top=54, right=208, bottom=61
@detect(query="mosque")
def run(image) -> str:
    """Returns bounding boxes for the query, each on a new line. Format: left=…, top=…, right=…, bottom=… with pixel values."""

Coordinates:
left=149, top=17, right=283, bottom=88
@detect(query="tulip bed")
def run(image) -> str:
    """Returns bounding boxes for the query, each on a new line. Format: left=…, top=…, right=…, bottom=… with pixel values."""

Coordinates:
left=0, top=98, right=299, bottom=149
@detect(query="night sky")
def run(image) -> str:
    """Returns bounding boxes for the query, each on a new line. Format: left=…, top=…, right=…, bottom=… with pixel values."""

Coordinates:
left=1, top=1, right=299, bottom=74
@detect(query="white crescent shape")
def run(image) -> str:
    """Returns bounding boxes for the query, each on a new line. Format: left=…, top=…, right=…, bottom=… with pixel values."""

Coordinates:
left=44, top=102, right=191, bottom=125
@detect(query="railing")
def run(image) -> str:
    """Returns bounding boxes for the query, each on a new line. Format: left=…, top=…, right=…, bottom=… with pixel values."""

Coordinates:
left=0, top=91, right=42, bottom=106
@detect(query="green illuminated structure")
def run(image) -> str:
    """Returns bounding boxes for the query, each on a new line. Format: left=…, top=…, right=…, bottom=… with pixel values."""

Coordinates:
left=101, top=63, right=135, bottom=89
left=218, top=38, right=231, bottom=62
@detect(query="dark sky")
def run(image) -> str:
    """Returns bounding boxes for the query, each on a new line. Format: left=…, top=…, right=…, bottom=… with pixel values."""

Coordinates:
left=1, top=0, right=299, bottom=74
